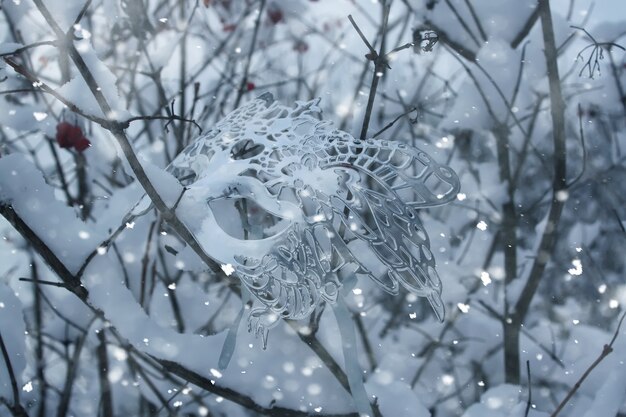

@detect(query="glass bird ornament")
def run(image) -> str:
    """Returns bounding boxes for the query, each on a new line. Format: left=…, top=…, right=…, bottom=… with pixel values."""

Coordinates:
left=164, top=93, right=459, bottom=342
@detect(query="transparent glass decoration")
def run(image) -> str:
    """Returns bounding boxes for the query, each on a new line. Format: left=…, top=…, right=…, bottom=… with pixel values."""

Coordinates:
left=166, top=93, right=460, bottom=347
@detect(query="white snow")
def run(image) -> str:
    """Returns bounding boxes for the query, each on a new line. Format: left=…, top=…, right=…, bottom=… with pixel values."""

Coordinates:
left=0, top=154, right=105, bottom=272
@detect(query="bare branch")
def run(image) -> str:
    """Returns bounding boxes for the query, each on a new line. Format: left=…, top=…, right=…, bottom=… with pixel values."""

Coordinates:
left=550, top=311, right=626, bottom=417
left=348, top=14, right=377, bottom=56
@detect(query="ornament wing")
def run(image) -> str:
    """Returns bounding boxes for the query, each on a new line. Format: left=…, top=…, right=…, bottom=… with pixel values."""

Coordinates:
left=319, top=138, right=460, bottom=320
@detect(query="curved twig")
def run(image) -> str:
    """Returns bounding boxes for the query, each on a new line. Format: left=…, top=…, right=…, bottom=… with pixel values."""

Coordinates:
left=550, top=311, right=626, bottom=417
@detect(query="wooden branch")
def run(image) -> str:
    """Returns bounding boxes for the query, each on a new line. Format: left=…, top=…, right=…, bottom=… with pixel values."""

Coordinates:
left=27, top=0, right=224, bottom=279
left=511, top=7, right=540, bottom=49
left=96, top=330, right=113, bottom=417
left=0, top=40, right=57, bottom=58
left=154, top=357, right=361, bottom=417
left=0, top=331, right=24, bottom=415
left=0, top=199, right=363, bottom=417
left=3, top=57, right=109, bottom=127
left=0, top=205, right=87, bottom=299
left=354, top=5, right=390, bottom=139
left=524, top=360, right=532, bottom=417
left=513, top=0, right=568, bottom=322
left=348, top=14, right=377, bottom=56
left=233, top=0, right=266, bottom=108
left=56, top=331, right=88, bottom=417
left=372, top=107, right=417, bottom=138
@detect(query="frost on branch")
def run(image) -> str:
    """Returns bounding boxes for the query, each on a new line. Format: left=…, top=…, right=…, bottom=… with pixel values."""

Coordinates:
left=164, top=93, right=460, bottom=346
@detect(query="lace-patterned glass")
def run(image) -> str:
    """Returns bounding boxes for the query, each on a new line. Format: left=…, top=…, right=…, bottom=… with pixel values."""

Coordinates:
left=167, top=93, right=460, bottom=346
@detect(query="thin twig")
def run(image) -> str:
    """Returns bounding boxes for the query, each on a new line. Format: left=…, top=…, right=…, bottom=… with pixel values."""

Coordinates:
left=463, top=0, right=487, bottom=42
left=444, top=0, right=480, bottom=48
left=511, top=7, right=540, bottom=49
left=0, top=330, right=22, bottom=412
left=476, top=300, right=565, bottom=368
left=96, top=330, right=113, bottom=417
left=1, top=205, right=87, bottom=298
left=30, top=262, right=47, bottom=417
left=550, top=311, right=626, bottom=417
left=372, top=107, right=417, bottom=138
left=354, top=5, right=390, bottom=139
left=139, top=221, right=157, bottom=308
left=0, top=40, right=58, bottom=58
left=571, top=25, right=625, bottom=78
left=122, top=115, right=202, bottom=134
left=567, top=103, right=588, bottom=186
left=348, top=15, right=377, bottom=55
left=354, top=314, right=378, bottom=371
left=72, top=0, right=93, bottom=27
left=508, top=41, right=530, bottom=116
left=18, top=277, right=68, bottom=288
left=614, top=210, right=626, bottom=234
left=233, top=0, right=266, bottom=108
left=385, top=42, right=414, bottom=58
left=524, top=360, right=532, bottom=417
left=56, top=331, right=88, bottom=417
left=3, top=57, right=109, bottom=126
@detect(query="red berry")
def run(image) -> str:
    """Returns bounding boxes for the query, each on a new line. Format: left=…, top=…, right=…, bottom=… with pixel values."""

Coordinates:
left=293, top=40, right=309, bottom=53
left=56, top=122, right=83, bottom=149
left=74, top=137, right=91, bottom=152
left=55, top=122, right=91, bottom=152
left=267, top=6, right=283, bottom=24
left=246, top=82, right=255, bottom=91
left=223, top=23, right=236, bottom=32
